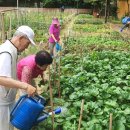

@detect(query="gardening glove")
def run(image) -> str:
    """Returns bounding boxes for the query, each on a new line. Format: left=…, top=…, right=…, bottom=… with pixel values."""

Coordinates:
left=56, top=42, right=61, bottom=52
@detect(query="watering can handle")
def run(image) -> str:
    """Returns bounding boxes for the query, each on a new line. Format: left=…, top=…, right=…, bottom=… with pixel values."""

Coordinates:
left=35, top=94, right=45, bottom=100
left=33, top=94, right=46, bottom=105
left=10, top=94, right=27, bottom=119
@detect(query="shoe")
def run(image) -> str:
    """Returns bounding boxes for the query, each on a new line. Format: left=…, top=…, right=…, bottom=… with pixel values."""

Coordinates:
left=120, top=29, right=123, bottom=32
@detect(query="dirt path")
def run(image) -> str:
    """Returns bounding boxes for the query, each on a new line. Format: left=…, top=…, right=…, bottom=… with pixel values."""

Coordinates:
left=61, top=17, right=75, bottom=36
left=60, top=14, right=77, bottom=42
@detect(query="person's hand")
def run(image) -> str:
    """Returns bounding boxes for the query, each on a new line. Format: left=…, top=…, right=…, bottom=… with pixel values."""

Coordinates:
left=55, top=40, right=58, bottom=43
left=24, top=84, right=36, bottom=97
left=38, top=79, right=48, bottom=87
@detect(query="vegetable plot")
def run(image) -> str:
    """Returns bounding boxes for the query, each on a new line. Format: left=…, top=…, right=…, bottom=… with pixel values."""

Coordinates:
left=36, top=14, right=130, bottom=129
left=59, top=51, right=130, bottom=130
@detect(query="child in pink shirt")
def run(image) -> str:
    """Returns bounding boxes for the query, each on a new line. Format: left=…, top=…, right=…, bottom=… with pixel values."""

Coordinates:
left=17, top=50, right=53, bottom=95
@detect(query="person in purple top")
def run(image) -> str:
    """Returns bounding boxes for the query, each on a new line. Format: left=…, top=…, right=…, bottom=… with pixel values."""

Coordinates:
left=48, top=18, right=61, bottom=56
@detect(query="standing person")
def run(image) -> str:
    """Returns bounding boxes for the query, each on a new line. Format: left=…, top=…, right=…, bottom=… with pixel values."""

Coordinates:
left=48, top=18, right=61, bottom=56
left=60, top=5, right=65, bottom=13
left=17, top=50, right=53, bottom=95
left=120, top=16, right=130, bottom=32
left=0, top=25, right=36, bottom=130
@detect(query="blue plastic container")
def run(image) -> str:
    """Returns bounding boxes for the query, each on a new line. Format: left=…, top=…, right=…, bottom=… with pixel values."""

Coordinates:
left=56, top=42, right=62, bottom=51
left=10, top=95, right=45, bottom=130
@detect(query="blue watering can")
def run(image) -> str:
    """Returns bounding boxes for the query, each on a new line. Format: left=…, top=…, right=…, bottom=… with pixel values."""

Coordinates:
left=10, top=95, right=62, bottom=130
left=56, top=42, right=62, bottom=52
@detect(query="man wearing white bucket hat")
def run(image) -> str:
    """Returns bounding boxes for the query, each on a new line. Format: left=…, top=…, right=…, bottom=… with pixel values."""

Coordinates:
left=0, top=25, right=36, bottom=130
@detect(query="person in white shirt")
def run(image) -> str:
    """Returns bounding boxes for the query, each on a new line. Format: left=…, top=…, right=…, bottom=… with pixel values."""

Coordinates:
left=0, top=25, right=36, bottom=130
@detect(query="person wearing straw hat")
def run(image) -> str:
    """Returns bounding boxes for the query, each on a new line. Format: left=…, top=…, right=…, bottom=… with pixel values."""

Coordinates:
left=17, top=50, right=53, bottom=96
left=48, top=17, right=61, bottom=57
left=0, top=25, right=36, bottom=130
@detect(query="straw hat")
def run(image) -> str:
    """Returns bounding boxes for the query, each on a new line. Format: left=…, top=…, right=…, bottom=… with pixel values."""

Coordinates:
left=52, top=18, right=60, bottom=25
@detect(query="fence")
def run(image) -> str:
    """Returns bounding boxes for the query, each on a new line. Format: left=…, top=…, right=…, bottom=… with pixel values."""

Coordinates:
left=0, top=7, right=92, bottom=43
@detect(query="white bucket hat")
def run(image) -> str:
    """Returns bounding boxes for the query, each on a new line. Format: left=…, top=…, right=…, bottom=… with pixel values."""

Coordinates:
left=17, top=25, right=35, bottom=45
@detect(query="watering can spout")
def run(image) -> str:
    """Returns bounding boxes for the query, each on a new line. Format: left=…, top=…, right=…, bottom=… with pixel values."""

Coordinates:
left=53, top=107, right=62, bottom=114
left=37, top=115, right=48, bottom=123
left=37, top=107, right=62, bottom=123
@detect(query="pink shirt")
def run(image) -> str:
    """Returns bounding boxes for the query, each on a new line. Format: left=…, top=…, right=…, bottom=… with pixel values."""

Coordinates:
left=17, top=55, right=43, bottom=83
left=49, top=24, right=60, bottom=43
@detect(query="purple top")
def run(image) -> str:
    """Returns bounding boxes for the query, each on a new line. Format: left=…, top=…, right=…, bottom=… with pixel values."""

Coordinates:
left=49, top=24, right=60, bottom=43
left=17, top=55, right=43, bottom=83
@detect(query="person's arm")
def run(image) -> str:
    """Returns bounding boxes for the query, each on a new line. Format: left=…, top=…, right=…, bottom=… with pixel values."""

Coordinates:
left=41, top=73, right=48, bottom=83
left=0, top=53, right=36, bottom=96
left=21, top=66, right=32, bottom=84
left=38, top=73, right=48, bottom=86
left=40, top=73, right=46, bottom=84
left=51, top=34, right=57, bottom=43
left=20, top=66, right=37, bottom=95
left=0, top=76, right=36, bottom=96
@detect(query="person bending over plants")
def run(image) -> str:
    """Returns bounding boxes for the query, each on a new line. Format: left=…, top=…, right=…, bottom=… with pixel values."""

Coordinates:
left=17, top=50, right=53, bottom=95
left=120, top=16, right=130, bottom=32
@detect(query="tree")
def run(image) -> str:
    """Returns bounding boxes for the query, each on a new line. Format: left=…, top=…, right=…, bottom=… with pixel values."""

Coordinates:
left=126, top=0, right=130, bottom=15
left=84, top=0, right=118, bottom=22
left=105, top=0, right=110, bottom=23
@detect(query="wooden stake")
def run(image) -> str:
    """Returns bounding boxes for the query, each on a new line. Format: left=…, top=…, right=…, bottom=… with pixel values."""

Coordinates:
left=78, top=99, right=84, bottom=130
left=9, top=15, right=12, bottom=38
left=109, top=113, right=113, bottom=130
left=1, top=12, right=5, bottom=42
left=53, top=57, right=56, bottom=87
left=57, top=51, right=61, bottom=98
left=48, top=66, right=54, bottom=130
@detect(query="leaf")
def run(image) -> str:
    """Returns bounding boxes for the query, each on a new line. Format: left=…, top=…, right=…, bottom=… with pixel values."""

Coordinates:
left=105, top=100, right=118, bottom=108
left=113, top=120, right=125, bottom=130
left=55, top=118, right=64, bottom=123
left=124, top=108, right=130, bottom=115
left=87, top=124, right=102, bottom=130
left=69, top=93, right=77, bottom=100
left=95, top=124, right=102, bottom=130
left=66, top=115, right=77, bottom=121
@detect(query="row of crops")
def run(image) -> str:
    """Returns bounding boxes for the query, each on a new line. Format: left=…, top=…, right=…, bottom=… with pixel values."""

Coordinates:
left=37, top=14, right=130, bottom=130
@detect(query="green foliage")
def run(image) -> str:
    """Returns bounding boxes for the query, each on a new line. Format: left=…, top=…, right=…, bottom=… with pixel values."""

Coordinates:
left=59, top=51, right=130, bottom=129
left=41, top=0, right=88, bottom=8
